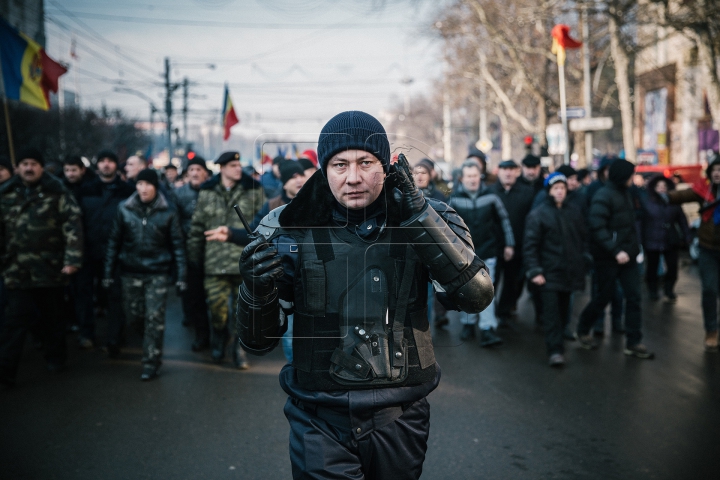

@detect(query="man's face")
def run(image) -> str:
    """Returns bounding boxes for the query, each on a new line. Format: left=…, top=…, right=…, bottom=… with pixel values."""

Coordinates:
left=63, top=164, right=85, bottom=184
left=461, top=165, right=482, bottom=192
left=655, top=179, right=668, bottom=195
left=165, top=167, right=178, bottom=183
left=136, top=180, right=157, bottom=203
left=0, top=166, right=11, bottom=184
left=18, top=158, right=43, bottom=185
left=283, top=173, right=307, bottom=199
left=97, top=158, right=118, bottom=179
left=497, top=167, right=517, bottom=187
left=187, top=164, right=208, bottom=187
left=326, top=150, right=385, bottom=210
left=711, top=165, right=720, bottom=185
left=522, top=165, right=541, bottom=182
left=220, top=160, right=243, bottom=183
left=566, top=174, right=580, bottom=191
left=549, top=182, right=567, bottom=205
left=125, top=156, right=145, bottom=180
left=412, top=167, right=431, bottom=189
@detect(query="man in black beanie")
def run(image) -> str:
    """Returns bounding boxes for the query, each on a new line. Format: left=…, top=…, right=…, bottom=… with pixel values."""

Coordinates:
left=518, top=154, right=544, bottom=194
left=575, top=159, right=654, bottom=359
left=236, top=110, right=494, bottom=479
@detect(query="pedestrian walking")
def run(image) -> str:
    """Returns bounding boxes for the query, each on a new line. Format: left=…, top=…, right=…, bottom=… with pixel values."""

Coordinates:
left=524, top=173, right=589, bottom=367
left=575, top=160, right=654, bottom=359
left=413, top=158, right=447, bottom=202
left=175, top=156, right=212, bottom=352
left=489, top=160, right=535, bottom=324
left=0, top=149, right=83, bottom=386
left=237, top=110, right=493, bottom=479
left=669, top=155, right=720, bottom=351
left=104, top=169, right=186, bottom=381
left=187, top=151, right=264, bottom=369
left=641, top=175, right=690, bottom=302
left=518, top=154, right=544, bottom=195
left=466, top=147, right=496, bottom=186
left=448, top=160, right=514, bottom=347
left=76, top=150, right=134, bottom=352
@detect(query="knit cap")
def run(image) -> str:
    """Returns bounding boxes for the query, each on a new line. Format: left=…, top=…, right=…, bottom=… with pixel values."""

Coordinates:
left=317, top=111, right=390, bottom=175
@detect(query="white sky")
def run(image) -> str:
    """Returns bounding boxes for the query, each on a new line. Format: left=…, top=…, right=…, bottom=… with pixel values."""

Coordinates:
left=43, top=0, right=446, bottom=154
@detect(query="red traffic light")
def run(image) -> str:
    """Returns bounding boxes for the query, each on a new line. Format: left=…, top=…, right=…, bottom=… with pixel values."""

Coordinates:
left=187, top=151, right=196, bottom=160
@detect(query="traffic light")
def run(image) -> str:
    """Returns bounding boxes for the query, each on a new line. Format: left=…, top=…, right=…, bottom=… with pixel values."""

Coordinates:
left=187, top=150, right=195, bottom=160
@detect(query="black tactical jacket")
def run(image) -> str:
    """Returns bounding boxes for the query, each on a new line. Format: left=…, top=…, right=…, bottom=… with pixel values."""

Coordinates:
left=104, top=192, right=186, bottom=281
left=588, top=181, right=641, bottom=261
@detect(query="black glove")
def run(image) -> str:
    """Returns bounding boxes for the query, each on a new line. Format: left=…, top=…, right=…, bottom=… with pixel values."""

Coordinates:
left=239, top=236, right=284, bottom=298
left=391, top=153, right=426, bottom=221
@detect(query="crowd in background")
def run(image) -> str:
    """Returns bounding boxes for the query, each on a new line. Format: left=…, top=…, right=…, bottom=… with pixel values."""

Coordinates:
left=1, top=142, right=719, bottom=385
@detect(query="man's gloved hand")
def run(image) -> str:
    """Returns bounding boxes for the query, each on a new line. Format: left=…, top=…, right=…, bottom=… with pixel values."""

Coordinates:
left=101, top=278, right=114, bottom=289
left=176, top=281, right=188, bottom=295
left=391, top=153, right=426, bottom=221
left=239, top=236, right=284, bottom=298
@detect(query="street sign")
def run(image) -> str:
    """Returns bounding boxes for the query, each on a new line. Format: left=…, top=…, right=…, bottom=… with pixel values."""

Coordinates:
left=546, top=124, right=567, bottom=155
left=558, top=107, right=585, bottom=119
left=569, top=117, right=614, bottom=132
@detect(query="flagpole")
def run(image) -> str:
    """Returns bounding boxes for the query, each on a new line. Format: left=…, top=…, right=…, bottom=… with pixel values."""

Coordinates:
left=558, top=60, right=570, bottom=165
left=0, top=48, right=17, bottom=168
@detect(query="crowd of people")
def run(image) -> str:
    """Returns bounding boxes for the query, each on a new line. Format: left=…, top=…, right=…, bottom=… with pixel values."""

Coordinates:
left=0, top=138, right=719, bottom=387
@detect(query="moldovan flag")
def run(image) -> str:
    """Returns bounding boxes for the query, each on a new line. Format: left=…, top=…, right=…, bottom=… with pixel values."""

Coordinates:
left=551, top=24, right=582, bottom=66
left=222, top=84, right=239, bottom=141
left=0, top=18, right=67, bottom=110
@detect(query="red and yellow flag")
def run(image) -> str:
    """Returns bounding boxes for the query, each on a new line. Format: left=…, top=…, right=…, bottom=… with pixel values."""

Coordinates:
left=551, top=24, right=582, bottom=66
left=222, top=84, right=239, bottom=141
left=0, top=18, right=67, bottom=110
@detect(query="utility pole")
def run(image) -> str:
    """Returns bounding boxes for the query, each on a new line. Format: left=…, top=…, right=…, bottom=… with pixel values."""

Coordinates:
left=164, top=57, right=179, bottom=156
left=443, top=89, right=452, bottom=163
left=582, top=5, right=593, bottom=167
left=183, top=77, right=189, bottom=148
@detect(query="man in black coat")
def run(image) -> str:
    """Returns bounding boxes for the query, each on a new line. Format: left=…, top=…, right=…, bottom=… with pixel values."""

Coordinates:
left=575, top=160, right=654, bottom=359
left=524, top=173, right=589, bottom=366
left=518, top=154, right=544, bottom=195
left=489, top=160, right=535, bottom=323
left=76, top=150, right=135, bottom=351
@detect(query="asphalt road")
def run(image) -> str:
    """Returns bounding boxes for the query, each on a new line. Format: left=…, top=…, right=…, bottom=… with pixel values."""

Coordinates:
left=2, top=257, right=719, bottom=480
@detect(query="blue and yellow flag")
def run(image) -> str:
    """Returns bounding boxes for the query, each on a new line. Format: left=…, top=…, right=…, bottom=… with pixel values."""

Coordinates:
left=0, top=18, right=67, bottom=110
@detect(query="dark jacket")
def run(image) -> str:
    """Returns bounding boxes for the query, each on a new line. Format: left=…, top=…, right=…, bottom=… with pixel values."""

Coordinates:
left=448, top=185, right=514, bottom=259
left=260, top=170, right=283, bottom=198
left=588, top=181, right=641, bottom=261
left=641, top=177, right=690, bottom=252
left=421, top=182, right=447, bottom=202
left=523, top=196, right=589, bottom=292
left=79, top=175, right=135, bottom=262
left=669, top=180, right=720, bottom=251
left=175, top=182, right=202, bottom=236
left=104, top=192, right=186, bottom=281
left=517, top=175, right=544, bottom=196
left=532, top=188, right=588, bottom=218
left=62, top=168, right=97, bottom=201
left=488, top=181, right=535, bottom=251
left=0, top=173, right=83, bottom=289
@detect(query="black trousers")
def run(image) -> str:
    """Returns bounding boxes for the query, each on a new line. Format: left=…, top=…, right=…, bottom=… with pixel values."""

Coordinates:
left=541, top=289, right=571, bottom=355
left=181, top=264, right=209, bottom=340
left=645, top=248, right=679, bottom=295
left=75, top=258, right=123, bottom=342
left=0, top=287, right=67, bottom=380
left=578, top=260, right=643, bottom=346
left=496, top=254, right=524, bottom=317
left=285, top=397, right=430, bottom=480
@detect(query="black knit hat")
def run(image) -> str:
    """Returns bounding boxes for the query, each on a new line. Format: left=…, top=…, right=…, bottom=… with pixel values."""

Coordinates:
left=414, top=158, right=435, bottom=174
left=96, top=150, right=118, bottom=164
left=187, top=156, right=210, bottom=173
left=521, top=154, right=541, bottom=167
left=608, top=159, right=635, bottom=187
left=63, top=155, right=85, bottom=168
left=17, top=148, right=44, bottom=166
left=317, top=111, right=390, bottom=175
left=136, top=168, right=159, bottom=189
left=298, top=158, right=316, bottom=171
left=279, top=160, right=305, bottom=185
left=272, top=155, right=285, bottom=166
left=556, top=165, right=577, bottom=178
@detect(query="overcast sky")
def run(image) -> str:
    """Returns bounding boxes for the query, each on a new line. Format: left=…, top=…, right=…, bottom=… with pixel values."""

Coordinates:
left=44, top=0, right=445, bottom=152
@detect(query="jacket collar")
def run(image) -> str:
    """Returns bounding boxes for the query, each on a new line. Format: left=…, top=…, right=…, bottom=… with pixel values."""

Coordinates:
left=125, top=191, right=168, bottom=212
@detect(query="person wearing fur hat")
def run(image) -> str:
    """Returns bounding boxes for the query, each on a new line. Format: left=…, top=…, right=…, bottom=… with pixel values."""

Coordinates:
left=575, top=160, right=654, bottom=359
left=236, top=110, right=493, bottom=479
left=524, top=173, right=590, bottom=366
left=669, top=153, right=720, bottom=351
left=104, top=169, right=187, bottom=381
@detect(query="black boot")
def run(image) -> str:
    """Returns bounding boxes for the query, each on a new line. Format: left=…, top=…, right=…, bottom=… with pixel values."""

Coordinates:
left=211, top=328, right=228, bottom=363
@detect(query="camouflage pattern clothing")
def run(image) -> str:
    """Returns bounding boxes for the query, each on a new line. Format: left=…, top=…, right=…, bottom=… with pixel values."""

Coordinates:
left=204, top=274, right=242, bottom=331
left=121, top=274, right=170, bottom=367
left=0, top=173, right=83, bottom=289
left=186, top=174, right=264, bottom=275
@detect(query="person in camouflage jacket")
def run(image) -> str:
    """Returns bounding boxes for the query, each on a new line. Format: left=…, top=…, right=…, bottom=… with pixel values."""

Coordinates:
left=186, top=151, right=264, bottom=367
left=0, top=149, right=83, bottom=386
